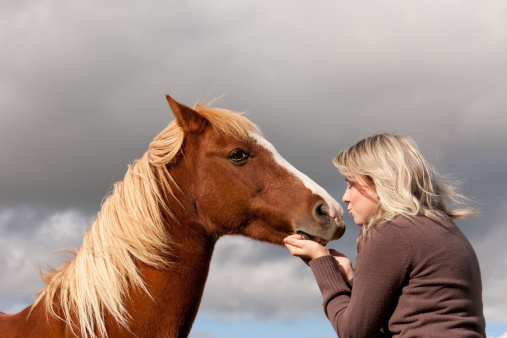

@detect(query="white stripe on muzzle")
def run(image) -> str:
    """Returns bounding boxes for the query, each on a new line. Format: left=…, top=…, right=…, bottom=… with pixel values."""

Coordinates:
left=250, top=133, right=343, bottom=221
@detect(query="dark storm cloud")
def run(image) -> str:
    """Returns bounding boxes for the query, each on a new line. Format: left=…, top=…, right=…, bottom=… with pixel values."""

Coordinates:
left=1, top=0, right=506, bottom=324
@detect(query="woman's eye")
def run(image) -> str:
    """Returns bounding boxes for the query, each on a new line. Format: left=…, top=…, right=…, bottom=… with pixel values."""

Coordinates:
left=229, top=149, right=250, bottom=163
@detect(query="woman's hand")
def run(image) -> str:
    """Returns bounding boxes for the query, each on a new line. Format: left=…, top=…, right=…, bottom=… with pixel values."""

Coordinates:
left=329, top=249, right=354, bottom=282
left=284, top=235, right=354, bottom=282
left=284, top=234, right=331, bottom=263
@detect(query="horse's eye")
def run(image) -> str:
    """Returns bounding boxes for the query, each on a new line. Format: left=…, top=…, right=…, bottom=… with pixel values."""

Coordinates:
left=229, top=149, right=250, bottom=163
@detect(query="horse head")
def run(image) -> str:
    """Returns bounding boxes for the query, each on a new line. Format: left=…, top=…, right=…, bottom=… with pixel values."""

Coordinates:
left=160, top=94, right=345, bottom=246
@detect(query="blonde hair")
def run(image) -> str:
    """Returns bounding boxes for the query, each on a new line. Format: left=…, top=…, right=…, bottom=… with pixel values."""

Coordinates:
left=32, top=100, right=259, bottom=338
left=333, top=133, right=478, bottom=250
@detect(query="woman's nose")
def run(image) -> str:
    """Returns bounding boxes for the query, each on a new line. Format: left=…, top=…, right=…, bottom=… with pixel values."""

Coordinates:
left=342, top=189, right=350, bottom=204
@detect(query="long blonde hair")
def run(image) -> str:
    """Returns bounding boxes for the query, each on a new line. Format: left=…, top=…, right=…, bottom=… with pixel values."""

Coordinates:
left=32, top=100, right=259, bottom=338
left=333, top=133, right=478, bottom=250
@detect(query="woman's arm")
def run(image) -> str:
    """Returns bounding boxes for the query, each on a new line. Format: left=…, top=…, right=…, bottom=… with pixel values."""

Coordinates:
left=310, top=225, right=411, bottom=337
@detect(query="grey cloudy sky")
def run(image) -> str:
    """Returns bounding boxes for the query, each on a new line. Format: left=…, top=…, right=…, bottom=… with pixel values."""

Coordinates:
left=1, top=1, right=506, bottom=336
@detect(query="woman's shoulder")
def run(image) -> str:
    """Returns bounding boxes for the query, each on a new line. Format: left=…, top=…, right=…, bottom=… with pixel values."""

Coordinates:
left=368, top=215, right=452, bottom=251
left=357, top=217, right=414, bottom=273
left=360, top=215, right=452, bottom=271
left=371, top=215, right=417, bottom=236
left=370, top=214, right=466, bottom=258
left=376, top=214, right=455, bottom=233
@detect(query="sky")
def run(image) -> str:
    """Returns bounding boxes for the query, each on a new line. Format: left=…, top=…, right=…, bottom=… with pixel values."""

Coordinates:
left=1, top=0, right=506, bottom=337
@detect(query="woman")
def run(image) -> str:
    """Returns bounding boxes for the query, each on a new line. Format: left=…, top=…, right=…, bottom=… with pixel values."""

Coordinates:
left=284, top=133, right=486, bottom=337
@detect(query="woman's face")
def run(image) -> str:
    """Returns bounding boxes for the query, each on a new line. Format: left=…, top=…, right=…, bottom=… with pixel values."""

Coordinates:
left=342, top=174, right=380, bottom=226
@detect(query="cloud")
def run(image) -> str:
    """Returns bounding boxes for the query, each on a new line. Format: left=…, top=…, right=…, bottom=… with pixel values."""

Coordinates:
left=0, top=208, right=91, bottom=306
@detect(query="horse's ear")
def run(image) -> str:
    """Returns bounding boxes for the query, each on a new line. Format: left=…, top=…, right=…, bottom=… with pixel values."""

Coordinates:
left=166, top=94, right=207, bottom=133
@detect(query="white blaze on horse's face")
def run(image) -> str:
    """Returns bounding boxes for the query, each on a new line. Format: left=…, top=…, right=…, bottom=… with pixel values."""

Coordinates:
left=250, top=132, right=344, bottom=225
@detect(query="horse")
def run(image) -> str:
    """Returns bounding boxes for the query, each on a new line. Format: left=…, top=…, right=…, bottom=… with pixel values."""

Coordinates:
left=0, top=94, right=345, bottom=337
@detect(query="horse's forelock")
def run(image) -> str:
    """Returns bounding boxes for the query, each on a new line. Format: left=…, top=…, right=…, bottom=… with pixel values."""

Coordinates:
left=193, top=103, right=260, bottom=141
left=148, top=103, right=258, bottom=167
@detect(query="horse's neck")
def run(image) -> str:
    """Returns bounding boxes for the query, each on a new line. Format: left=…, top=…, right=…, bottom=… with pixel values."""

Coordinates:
left=120, top=220, right=216, bottom=337
left=19, top=221, right=216, bottom=338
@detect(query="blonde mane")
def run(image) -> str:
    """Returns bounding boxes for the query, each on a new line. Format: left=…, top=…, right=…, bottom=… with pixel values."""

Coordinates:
left=33, top=101, right=260, bottom=338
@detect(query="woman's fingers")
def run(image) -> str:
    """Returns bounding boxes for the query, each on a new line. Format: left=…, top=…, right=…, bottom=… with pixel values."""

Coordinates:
left=284, top=234, right=305, bottom=243
left=327, top=249, right=354, bottom=281
left=284, top=235, right=330, bottom=260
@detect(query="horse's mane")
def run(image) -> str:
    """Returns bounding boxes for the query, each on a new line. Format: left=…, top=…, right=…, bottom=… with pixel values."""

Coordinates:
left=32, top=100, right=260, bottom=338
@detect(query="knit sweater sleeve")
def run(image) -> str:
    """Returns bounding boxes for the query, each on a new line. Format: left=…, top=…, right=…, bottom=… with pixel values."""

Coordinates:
left=310, top=223, right=411, bottom=337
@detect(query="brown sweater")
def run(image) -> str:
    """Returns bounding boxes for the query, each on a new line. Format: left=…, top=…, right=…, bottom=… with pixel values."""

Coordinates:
left=310, top=215, right=486, bottom=337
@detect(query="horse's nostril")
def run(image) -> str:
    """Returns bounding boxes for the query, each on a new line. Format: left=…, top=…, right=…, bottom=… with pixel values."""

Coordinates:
left=319, top=204, right=330, bottom=216
left=314, top=203, right=331, bottom=223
